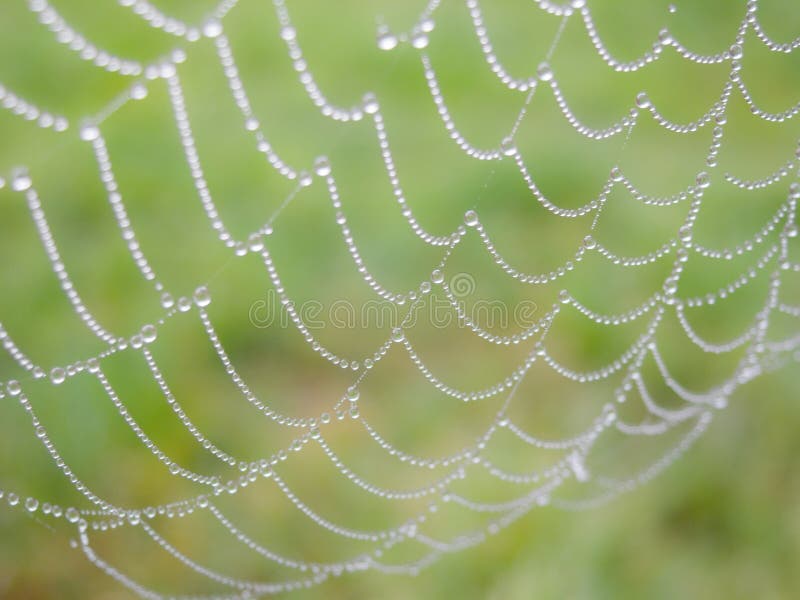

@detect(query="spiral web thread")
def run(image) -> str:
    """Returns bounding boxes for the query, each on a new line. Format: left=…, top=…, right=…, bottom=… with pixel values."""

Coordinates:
left=0, top=0, right=799, bottom=596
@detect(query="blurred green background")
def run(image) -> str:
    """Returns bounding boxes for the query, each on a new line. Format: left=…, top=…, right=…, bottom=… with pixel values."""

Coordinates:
left=0, top=0, right=799, bottom=598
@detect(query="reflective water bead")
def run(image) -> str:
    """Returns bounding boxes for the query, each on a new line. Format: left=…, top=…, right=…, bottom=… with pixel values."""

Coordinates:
left=193, top=286, right=211, bottom=307
left=141, top=324, right=157, bottom=344
left=177, top=296, right=192, bottom=312
left=635, top=92, right=651, bottom=109
left=313, top=156, right=331, bottom=177
left=362, top=93, right=379, bottom=115
left=391, top=327, right=405, bottom=342
left=6, top=380, right=21, bottom=396
left=10, top=169, right=31, bottom=192
left=280, top=26, right=297, bottom=42
left=536, top=62, right=553, bottom=82
left=464, top=210, right=479, bottom=227
left=202, top=19, right=223, bottom=38
left=130, top=83, right=148, bottom=100
left=79, top=122, right=100, bottom=142
left=160, top=292, right=175, bottom=309
left=346, top=386, right=360, bottom=402
left=50, top=367, right=66, bottom=385
left=411, top=31, right=429, bottom=49
left=376, top=31, right=398, bottom=51
left=25, top=497, right=39, bottom=512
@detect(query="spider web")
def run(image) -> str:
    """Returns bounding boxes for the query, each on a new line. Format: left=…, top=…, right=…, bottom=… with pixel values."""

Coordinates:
left=0, top=0, right=799, bottom=596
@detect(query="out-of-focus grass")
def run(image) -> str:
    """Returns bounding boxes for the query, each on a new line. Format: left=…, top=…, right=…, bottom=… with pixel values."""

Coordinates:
left=0, top=0, right=798, bottom=598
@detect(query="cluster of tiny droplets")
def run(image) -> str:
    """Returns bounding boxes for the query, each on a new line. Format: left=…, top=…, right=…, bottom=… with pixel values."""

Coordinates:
left=0, top=0, right=799, bottom=596
left=29, top=0, right=143, bottom=76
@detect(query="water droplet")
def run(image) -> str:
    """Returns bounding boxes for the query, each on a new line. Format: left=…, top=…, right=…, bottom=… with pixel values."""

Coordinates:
left=729, top=44, right=743, bottom=59
left=6, top=380, right=21, bottom=396
left=377, top=32, right=398, bottom=51
left=537, top=62, right=553, bottom=82
left=10, top=169, right=31, bottom=192
left=244, top=117, right=259, bottom=131
left=582, top=234, right=597, bottom=250
left=25, top=497, right=39, bottom=513
left=313, top=156, right=331, bottom=177
left=50, top=367, right=66, bottom=385
left=280, top=26, right=297, bottom=42
left=464, top=210, right=479, bottom=227
left=391, top=328, right=405, bottom=342
left=177, top=296, right=192, bottom=312
left=362, top=93, right=379, bottom=115
left=247, top=233, right=264, bottom=252
left=695, top=171, right=710, bottom=189
left=193, top=286, right=211, bottom=308
left=346, top=386, right=360, bottom=402
left=431, top=269, right=444, bottom=284
left=298, top=171, right=313, bottom=187
left=130, top=83, right=148, bottom=100
left=635, top=92, right=651, bottom=109
left=160, top=292, right=175, bottom=309
left=411, top=31, right=429, bottom=49
left=79, top=122, right=100, bottom=142
left=500, top=136, right=516, bottom=157
left=141, top=324, right=157, bottom=344
left=202, top=19, right=223, bottom=38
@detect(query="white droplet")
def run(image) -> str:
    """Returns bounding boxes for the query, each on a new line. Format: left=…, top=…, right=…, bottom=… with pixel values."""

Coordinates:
left=464, top=210, right=479, bottom=227
left=244, top=117, right=259, bottom=131
left=635, top=92, right=651, bottom=109
left=362, top=93, right=379, bottom=115
left=10, top=169, right=31, bottom=192
left=130, top=83, right=148, bottom=100
left=202, top=19, right=223, bottom=38
left=280, top=26, right=297, bottom=42
left=25, top=497, right=39, bottom=513
left=141, top=324, right=157, bottom=344
left=177, top=296, right=192, bottom=312
left=79, top=122, right=100, bottom=142
left=193, top=286, right=211, bottom=307
left=377, top=32, right=398, bottom=51
left=537, top=62, right=553, bottom=82
left=500, top=136, right=516, bottom=157
left=391, top=328, right=405, bottom=342
left=583, top=235, right=597, bottom=250
left=431, top=269, right=444, bottom=284
left=313, top=156, right=331, bottom=177
left=6, top=380, right=21, bottom=396
left=298, top=171, right=313, bottom=187
left=50, top=367, right=66, bottom=385
left=346, top=386, right=360, bottom=402
left=160, top=292, right=175, bottom=309
left=411, top=31, right=429, bottom=49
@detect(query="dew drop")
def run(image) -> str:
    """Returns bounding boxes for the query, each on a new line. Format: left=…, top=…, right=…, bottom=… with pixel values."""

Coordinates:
left=160, top=291, right=175, bottom=309
left=464, top=210, right=479, bottom=227
left=280, top=26, right=297, bottom=42
left=537, top=62, right=553, bottom=82
left=79, top=122, right=100, bottom=142
left=50, top=367, right=66, bottom=385
left=193, top=286, right=211, bottom=308
left=202, top=19, right=223, bottom=38
left=346, top=386, right=360, bottom=402
left=10, top=169, right=31, bottom=192
left=411, top=31, right=429, bottom=49
left=377, top=32, right=398, bottom=51
left=362, top=93, right=379, bottom=115
left=391, top=327, right=405, bottom=342
left=313, top=156, right=331, bottom=177
left=25, top=497, right=39, bottom=513
left=141, top=324, right=157, bottom=344
left=130, top=83, right=148, bottom=100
